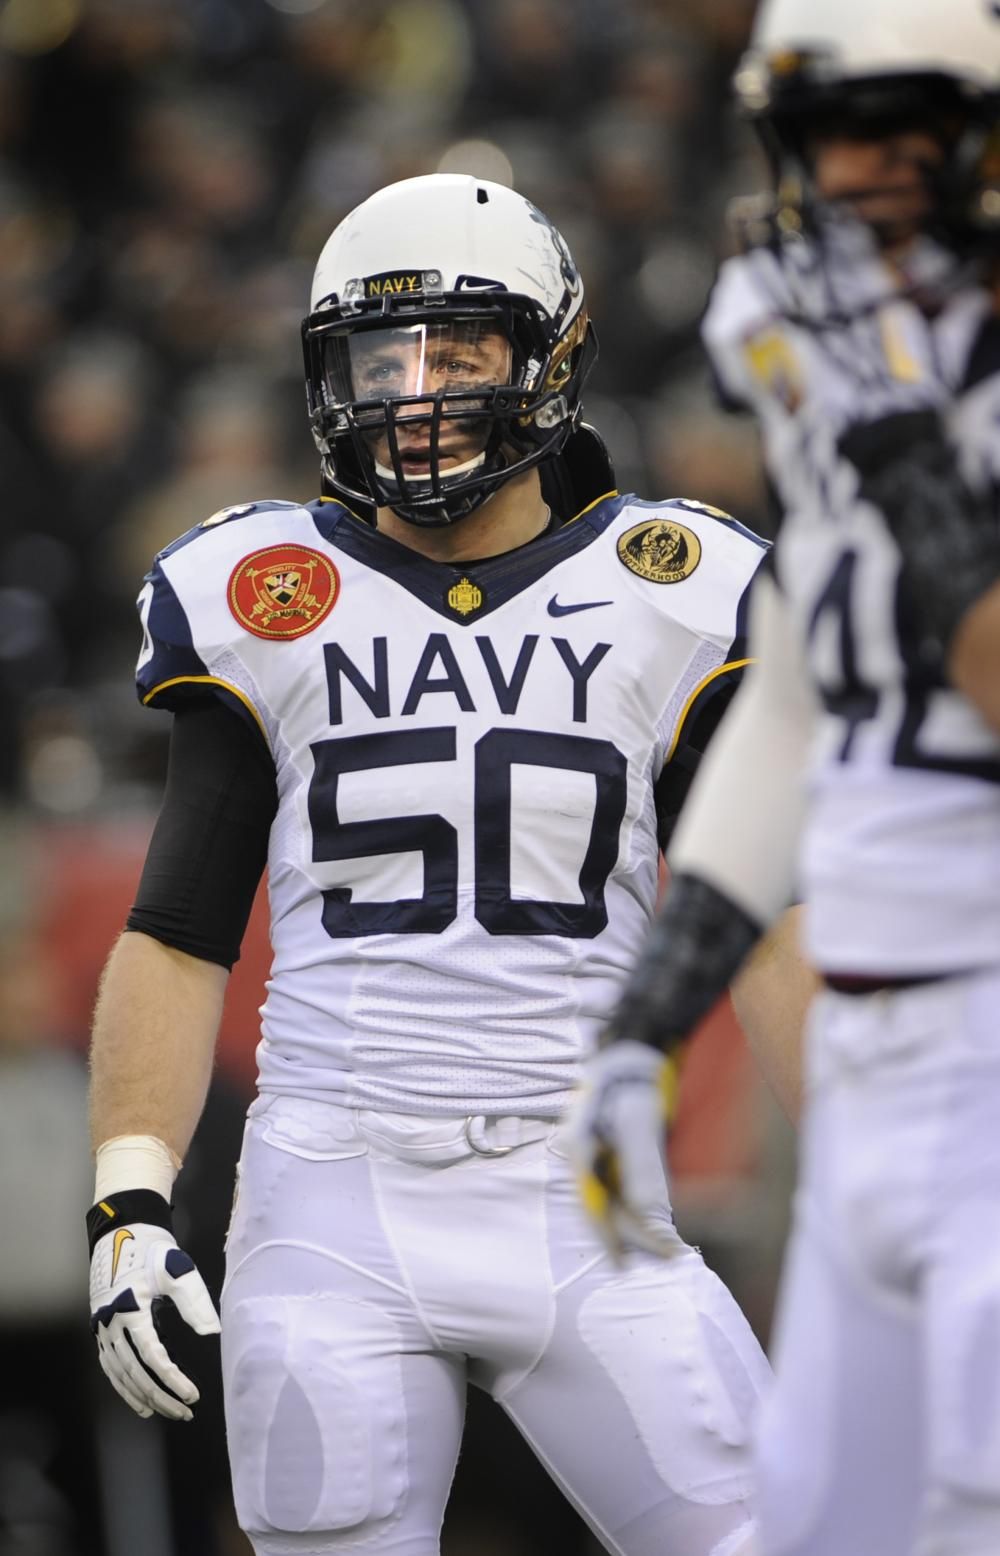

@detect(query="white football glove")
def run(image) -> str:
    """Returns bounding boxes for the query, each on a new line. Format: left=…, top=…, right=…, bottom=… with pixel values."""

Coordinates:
left=567, top=1039, right=682, bottom=1261
left=89, top=1203, right=220, bottom=1422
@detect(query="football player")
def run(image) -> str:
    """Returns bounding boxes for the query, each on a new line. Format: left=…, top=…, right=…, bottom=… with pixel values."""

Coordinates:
left=570, top=2, right=1000, bottom=1552
left=85, top=174, right=801, bottom=1556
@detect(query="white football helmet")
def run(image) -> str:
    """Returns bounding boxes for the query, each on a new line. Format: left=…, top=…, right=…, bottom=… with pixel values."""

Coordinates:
left=302, top=175, right=597, bottom=526
left=733, top=0, right=1000, bottom=250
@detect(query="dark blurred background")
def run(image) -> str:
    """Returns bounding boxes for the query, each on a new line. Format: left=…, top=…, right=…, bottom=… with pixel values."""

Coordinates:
left=0, top=2, right=789, bottom=1552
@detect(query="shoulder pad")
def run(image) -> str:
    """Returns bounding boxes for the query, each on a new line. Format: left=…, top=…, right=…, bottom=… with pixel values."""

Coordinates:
left=157, top=500, right=308, bottom=561
left=662, top=497, right=770, bottom=549
left=202, top=499, right=302, bottom=529
left=135, top=498, right=317, bottom=725
left=703, top=251, right=791, bottom=349
left=135, top=554, right=208, bottom=707
left=702, top=252, right=802, bottom=413
left=611, top=495, right=768, bottom=651
left=614, top=494, right=768, bottom=552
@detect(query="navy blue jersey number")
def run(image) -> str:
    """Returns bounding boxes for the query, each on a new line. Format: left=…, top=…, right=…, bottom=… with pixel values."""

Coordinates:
left=309, top=729, right=458, bottom=935
left=309, top=726, right=628, bottom=938
left=473, top=728, right=628, bottom=935
left=806, top=548, right=879, bottom=760
left=807, top=548, right=1000, bottom=782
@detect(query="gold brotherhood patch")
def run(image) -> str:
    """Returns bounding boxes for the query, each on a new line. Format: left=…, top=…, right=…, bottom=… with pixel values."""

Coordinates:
left=616, top=519, right=701, bottom=584
left=228, top=545, right=339, bottom=639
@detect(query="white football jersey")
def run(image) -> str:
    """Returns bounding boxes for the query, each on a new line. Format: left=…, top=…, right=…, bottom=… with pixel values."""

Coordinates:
left=704, top=247, right=1000, bottom=974
left=138, top=493, right=765, bottom=1113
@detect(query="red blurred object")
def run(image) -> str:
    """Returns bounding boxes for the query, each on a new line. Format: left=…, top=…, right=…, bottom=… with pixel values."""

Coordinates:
left=34, top=823, right=758, bottom=1178
left=670, top=995, right=758, bottom=1180
left=656, top=856, right=758, bottom=1181
left=35, top=819, right=264, bottom=1096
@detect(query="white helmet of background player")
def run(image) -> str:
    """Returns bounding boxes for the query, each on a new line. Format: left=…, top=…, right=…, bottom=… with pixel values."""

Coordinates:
left=302, top=175, right=597, bottom=527
left=733, top=0, right=1000, bottom=250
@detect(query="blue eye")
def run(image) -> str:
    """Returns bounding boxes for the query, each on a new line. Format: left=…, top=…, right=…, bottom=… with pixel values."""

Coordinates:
left=360, top=362, right=403, bottom=389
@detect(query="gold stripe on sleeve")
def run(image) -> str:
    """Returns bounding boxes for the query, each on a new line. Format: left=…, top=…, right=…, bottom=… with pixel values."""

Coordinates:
left=662, top=657, right=752, bottom=766
left=142, top=675, right=270, bottom=747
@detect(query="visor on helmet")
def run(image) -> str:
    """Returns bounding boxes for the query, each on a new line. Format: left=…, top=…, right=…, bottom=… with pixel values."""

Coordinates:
left=336, top=318, right=512, bottom=404
left=303, top=291, right=594, bottom=527
left=332, top=317, right=513, bottom=504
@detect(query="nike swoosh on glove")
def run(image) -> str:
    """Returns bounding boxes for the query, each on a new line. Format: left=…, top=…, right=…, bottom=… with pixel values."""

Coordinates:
left=566, top=1039, right=681, bottom=1261
left=89, top=1207, right=220, bottom=1422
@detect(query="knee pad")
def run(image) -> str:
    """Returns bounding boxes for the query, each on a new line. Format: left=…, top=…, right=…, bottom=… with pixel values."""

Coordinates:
left=223, top=1293, right=407, bottom=1541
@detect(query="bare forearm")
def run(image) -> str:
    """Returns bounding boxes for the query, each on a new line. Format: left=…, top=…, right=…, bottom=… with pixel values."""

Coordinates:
left=729, top=905, right=817, bottom=1122
left=89, top=930, right=228, bottom=1162
left=949, top=580, right=1000, bottom=734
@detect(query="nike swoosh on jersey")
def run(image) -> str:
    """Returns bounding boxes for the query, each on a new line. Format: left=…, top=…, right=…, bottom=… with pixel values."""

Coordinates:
left=547, top=595, right=613, bottom=616
left=111, top=1227, right=135, bottom=1284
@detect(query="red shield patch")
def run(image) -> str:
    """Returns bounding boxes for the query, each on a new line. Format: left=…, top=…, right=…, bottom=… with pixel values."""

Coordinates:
left=228, top=545, right=339, bottom=640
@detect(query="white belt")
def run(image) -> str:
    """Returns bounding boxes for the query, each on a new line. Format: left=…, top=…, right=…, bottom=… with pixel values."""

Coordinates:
left=357, top=1109, right=556, bottom=1164
left=253, top=1094, right=558, bottom=1166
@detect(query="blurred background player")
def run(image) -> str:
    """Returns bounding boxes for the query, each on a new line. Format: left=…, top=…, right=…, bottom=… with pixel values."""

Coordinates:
left=571, top=1, right=1000, bottom=1553
left=0, top=9, right=815, bottom=1551
left=82, top=173, right=813, bottom=1556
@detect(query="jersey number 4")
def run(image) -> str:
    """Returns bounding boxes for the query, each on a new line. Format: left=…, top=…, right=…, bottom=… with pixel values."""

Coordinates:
left=808, top=546, right=1000, bottom=781
left=308, top=727, right=628, bottom=938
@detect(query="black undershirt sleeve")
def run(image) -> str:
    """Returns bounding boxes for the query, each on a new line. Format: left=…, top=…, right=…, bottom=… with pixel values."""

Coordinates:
left=126, top=699, right=278, bottom=969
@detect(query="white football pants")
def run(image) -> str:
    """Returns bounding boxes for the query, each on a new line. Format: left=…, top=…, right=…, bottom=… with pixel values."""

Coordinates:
left=221, top=1095, right=769, bottom=1556
left=755, top=969, right=1000, bottom=1556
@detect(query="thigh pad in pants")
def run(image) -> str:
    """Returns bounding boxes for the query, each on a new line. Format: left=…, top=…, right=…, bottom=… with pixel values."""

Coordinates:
left=224, top=1291, right=407, bottom=1540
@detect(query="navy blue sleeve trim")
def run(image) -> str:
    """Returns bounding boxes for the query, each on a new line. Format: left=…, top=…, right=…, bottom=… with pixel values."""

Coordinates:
left=136, top=562, right=208, bottom=703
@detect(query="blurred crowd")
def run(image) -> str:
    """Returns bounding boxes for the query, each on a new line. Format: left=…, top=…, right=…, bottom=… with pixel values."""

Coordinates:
left=0, top=4, right=789, bottom=1553
left=0, top=0, right=771, bottom=813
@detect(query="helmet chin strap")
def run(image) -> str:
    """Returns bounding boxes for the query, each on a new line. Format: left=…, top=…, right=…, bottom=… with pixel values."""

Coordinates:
left=374, top=447, right=489, bottom=489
